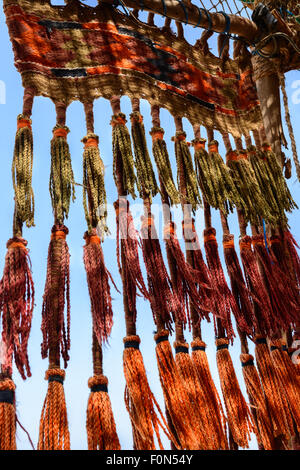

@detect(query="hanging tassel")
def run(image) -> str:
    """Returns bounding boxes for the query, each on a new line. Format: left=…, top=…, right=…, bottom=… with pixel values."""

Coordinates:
left=173, top=129, right=201, bottom=213
left=140, top=215, right=181, bottom=330
left=111, top=106, right=136, bottom=200
left=82, top=133, right=108, bottom=238
left=283, top=230, right=300, bottom=289
left=204, top=227, right=236, bottom=342
left=254, top=336, right=294, bottom=443
left=38, top=368, right=70, bottom=450
left=154, top=330, right=203, bottom=450
left=191, top=339, right=228, bottom=450
left=123, top=335, right=175, bottom=450
left=193, top=138, right=238, bottom=215
left=216, top=338, right=254, bottom=448
left=222, top=232, right=255, bottom=336
left=41, top=225, right=71, bottom=369
left=0, top=236, right=34, bottom=379
left=270, top=339, right=300, bottom=434
left=240, top=353, right=275, bottom=450
left=226, top=148, right=270, bottom=225
left=49, top=103, right=75, bottom=225
left=0, top=378, right=16, bottom=450
left=83, top=230, right=118, bottom=345
left=174, top=341, right=215, bottom=449
left=130, top=101, right=158, bottom=202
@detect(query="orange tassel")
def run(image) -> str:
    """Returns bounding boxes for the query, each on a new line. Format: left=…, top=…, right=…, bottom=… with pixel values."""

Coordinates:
left=216, top=338, right=254, bottom=448
left=0, top=378, right=16, bottom=450
left=240, top=353, right=275, bottom=450
left=86, top=375, right=120, bottom=450
left=38, top=368, right=70, bottom=450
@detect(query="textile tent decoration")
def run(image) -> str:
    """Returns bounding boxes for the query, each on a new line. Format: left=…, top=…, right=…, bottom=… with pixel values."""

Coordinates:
left=0, top=0, right=300, bottom=451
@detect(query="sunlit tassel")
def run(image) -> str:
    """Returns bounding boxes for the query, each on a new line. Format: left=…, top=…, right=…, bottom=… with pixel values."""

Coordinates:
left=150, top=127, right=180, bottom=205
left=50, top=125, right=75, bottom=225
left=0, top=237, right=34, bottom=379
left=254, top=336, right=294, bottom=443
left=261, top=142, right=297, bottom=213
left=86, top=375, right=120, bottom=450
left=130, top=110, right=158, bottom=201
left=283, top=230, right=300, bottom=289
left=0, top=378, right=16, bottom=450
left=12, top=115, right=35, bottom=228
left=270, top=340, right=300, bottom=434
left=240, top=354, right=275, bottom=450
left=193, top=139, right=238, bottom=215
left=204, top=228, right=236, bottom=342
left=226, top=149, right=272, bottom=225
left=252, top=235, right=299, bottom=329
left=140, top=215, right=181, bottom=330
left=123, top=336, right=174, bottom=450
left=174, top=342, right=213, bottom=449
left=164, top=222, right=211, bottom=326
left=82, top=134, right=108, bottom=238
left=191, top=339, right=228, bottom=450
left=154, top=330, right=202, bottom=450
left=41, top=225, right=71, bottom=369
left=216, top=338, right=254, bottom=448
left=111, top=113, right=137, bottom=200
left=38, top=368, right=70, bottom=450
left=83, top=230, right=117, bottom=345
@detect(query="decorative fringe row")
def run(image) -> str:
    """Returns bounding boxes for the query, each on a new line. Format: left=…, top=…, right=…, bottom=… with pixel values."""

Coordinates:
left=154, top=330, right=202, bottom=449
left=150, top=128, right=180, bottom=206
left=194, top=139, right=237, bottom=215
left=173, top=131, right=201, bottom=213
left=191, top=339, right=228, bottom=450
left=111, top=113, right=136, bottom=199
left=82, top=133, right=108, bottom=238
left=0, top=237, right=34, bottom=379
left=240, top=353, right=275, bottom=450
left=38, top=368, right=70, bottom=450
left=226, top=149, right=270, bottom=225
left=270, top=340, right=300, bottom=434
left=41, top=225, right=71, bottom=368
left=216, top=338, right=253, bottom=448
left=0, top=378, right=16, bottom=450
left=174, top=342, right=214, bottom=449
left=130, top=112, right=158, bottom=201
left=86, top=375, right=120, bottom=450
left=50, top=125, right=75, bottom=225
left=223, top=234, right=255, bottom=336
left=141, top=216, right=181, bottom=329
left=123, top=336, right=174, bottom=450
left=254, top=337, right=294, bottom=442
left=12, top=115, right=35, bottom=228
left=83, top=230, right=117, bottom=344
left=204, top=228, right=236, bottom=342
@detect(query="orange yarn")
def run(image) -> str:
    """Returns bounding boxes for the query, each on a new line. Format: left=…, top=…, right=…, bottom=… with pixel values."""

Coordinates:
left=204, top=233, right=217, bottom=244
left=123, top=335, right=175, bottom=450
left=17, top=117, right=31, bottom=130
left=223, top=240, right=235, bottom=250
left=240, top=353, right=275, bottom=450
left=53, top=128, right=68, bottom=139
left=0, top=379, right=16, bottom=450
left=51, top=230, right=67, bottom=241
left=85, top=234, right=101, bottom=246
left=86, top=375, right=120, bottom=450
left=163, top=223, right=175, bottom=238
left=84, top=137, right=99, bottom=149
left=254, top=336, right=294, bottom=442
left=38, top=368, right=70, bottom=450
left=6, top=241, right=28, bottom=251
left=239, top=239, right=252, bottom=251
left=191, top=339, right=228, bottom=450
left=208, top=143, right=219, bottom=153
left=110, top=115, right=126, bottom=126
left=216, top=338, right=254, bottom=448
left=193, top=141, right=206, bottom=151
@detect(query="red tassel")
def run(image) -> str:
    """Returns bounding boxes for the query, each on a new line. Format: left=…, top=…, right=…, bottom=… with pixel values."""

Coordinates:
left=41, top=225, right=70, bottom=368
left=223, top=234, right=255, bottom=336
left=114, top=199, right=148, bottom=324
left=252, top=234, right=299, bottom=330
left=83, top=229, right=118, bottom=344
left=164, top=222, right=211, bottom=326
left=204, top=228, right=236, bottom=342
left=141, top=215, right=181, bottom=330
left=283, top=231, right=300, bottom=291
left=0, top=237, right=34, bottom=379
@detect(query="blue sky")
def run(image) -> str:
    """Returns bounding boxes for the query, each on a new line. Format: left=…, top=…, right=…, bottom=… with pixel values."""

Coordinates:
left=0, top=0, right=299, bottom=450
